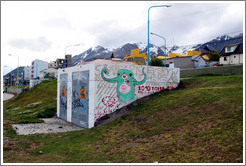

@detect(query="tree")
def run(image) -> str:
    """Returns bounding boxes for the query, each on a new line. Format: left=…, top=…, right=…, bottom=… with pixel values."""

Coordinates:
left=150, top=58, right=164, bottom=67
left=209, top=51, right=220, bottom=61
left=110, top=53, right=115, bottom=59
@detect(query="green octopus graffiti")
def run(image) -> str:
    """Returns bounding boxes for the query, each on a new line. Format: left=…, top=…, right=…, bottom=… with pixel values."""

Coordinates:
left=101, top=67, right=147, bottom=104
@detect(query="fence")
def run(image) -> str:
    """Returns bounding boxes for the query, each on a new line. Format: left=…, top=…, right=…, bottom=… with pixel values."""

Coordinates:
left=181, top=64, right=243, bottom=78
left=5, top=87, right=22, bottom=95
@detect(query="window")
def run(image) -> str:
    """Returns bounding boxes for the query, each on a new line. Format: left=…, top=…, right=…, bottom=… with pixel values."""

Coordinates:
left=224, top=57, right=227, bottom=61
left=226, top=46, right=231, bottom=52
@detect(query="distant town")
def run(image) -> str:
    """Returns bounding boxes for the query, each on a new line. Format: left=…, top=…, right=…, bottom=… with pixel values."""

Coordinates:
left=3, top=33, right=243, bottom=94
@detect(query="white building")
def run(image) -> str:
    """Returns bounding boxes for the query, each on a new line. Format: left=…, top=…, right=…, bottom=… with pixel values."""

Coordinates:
left=219, top=43, right=243, bottom=65
left=31, top=59, right=49, bottom=79
left=24, top=66, right=31, bottom=81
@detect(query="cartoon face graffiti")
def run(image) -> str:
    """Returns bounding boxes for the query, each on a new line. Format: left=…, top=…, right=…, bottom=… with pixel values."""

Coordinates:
left=101, top=67, right=146, bottom=105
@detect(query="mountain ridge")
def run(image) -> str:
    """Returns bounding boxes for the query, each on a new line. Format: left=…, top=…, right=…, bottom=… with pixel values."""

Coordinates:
left=72, top=33, right=243, bottom=66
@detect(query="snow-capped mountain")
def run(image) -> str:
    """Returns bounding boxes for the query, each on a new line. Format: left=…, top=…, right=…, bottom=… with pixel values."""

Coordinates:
left=72, top=33, right=243, bottom=66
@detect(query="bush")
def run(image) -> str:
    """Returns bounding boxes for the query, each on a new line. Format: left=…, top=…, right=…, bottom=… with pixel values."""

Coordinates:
left=37, top=107, right=57, bottom=118
left=209, top=51, right=220, bottom=61
left=150, top=58, right=164, bottom=67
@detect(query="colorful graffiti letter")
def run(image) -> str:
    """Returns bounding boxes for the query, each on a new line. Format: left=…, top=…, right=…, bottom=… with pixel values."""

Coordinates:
left=101, top=67, right=146, bottom=104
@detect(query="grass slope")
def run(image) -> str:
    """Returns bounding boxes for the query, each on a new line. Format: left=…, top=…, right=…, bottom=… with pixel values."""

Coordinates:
left=3, top=75, right=243, bottom=163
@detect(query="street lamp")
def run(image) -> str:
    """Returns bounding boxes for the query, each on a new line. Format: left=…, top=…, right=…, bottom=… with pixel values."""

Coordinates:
left=150, top=32, right=167, bottom=67
left=65, top=44, right=80, bottom=68
left=8, top=54, right=19, bottom=95
left=147, top=4, right=171, bottom=66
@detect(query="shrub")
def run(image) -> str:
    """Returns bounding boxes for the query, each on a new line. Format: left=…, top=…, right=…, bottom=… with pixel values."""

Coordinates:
left=37, top=107, right=57, bottom=118
left=150, top=58, right=164, bottom=67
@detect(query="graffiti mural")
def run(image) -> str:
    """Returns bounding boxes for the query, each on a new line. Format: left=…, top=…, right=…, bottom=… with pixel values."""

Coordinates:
left=72, top=71, right=89, bottom=128
left=94, top=63, right=180, bottom=121
left=59, top=74, right=68, bottom=120
left=101, top=67, right=146, bottom=105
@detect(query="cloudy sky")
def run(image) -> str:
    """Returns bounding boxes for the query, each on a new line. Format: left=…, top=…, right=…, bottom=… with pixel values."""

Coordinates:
left=1, top=1, right=244, bottom=75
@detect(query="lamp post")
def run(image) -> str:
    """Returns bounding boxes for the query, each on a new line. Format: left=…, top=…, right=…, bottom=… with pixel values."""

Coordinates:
left=8, top=54, right=19, bottom=95
left=65, top=44, right=80, bottom=68
left=147, top=4, right=171, bottom=66
left=150, top=32, right=167, bottom=67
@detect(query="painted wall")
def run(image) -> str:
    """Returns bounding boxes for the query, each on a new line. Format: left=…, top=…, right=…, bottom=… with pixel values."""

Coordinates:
left=93, top=61, right=180, bottom=121
left=57, top=60, right=180, bottom=128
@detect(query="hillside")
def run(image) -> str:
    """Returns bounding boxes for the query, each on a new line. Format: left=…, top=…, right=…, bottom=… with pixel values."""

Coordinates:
left=3, top=75, right=243, bottom=163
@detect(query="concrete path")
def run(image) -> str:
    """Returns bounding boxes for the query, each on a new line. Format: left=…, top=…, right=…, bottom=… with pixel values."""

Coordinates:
left=3, top=93, right=14, bottom=101
left=12, top=118, right=84, bottom=135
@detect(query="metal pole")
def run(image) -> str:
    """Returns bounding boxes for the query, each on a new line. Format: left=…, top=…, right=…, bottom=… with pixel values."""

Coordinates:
left=147, top=5, right=171, bottom=66
left=150, top=32, right=167, bottom=67
left=17, top=56, right=19, bottom=95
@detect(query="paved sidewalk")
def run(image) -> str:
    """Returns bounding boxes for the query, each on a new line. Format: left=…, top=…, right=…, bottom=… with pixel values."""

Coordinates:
left=3, top=93, right=14, bottom=101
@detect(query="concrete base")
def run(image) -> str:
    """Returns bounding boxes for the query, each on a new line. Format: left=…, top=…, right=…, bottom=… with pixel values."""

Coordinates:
left=12, top=117, right=84, bottom=135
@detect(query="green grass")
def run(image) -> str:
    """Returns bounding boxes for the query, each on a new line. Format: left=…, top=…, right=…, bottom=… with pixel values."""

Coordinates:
left=3, top=75, right=243, bottom=163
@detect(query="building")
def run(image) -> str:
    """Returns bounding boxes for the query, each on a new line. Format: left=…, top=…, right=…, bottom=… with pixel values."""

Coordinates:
left=65, top=55, right=72, bottom=68
left=124, top=48, right=147, bottom=65
left=40, top=68, right=58, bottom=79
left=57, top=59, right=180, bottom=128
left=49, top=55, right=72, bottom=69
left=31, top=59, right=49, bottom=79
left=48, top=61, right=58, bottom=69
left=165, top=55, right=208, bottom=69
left=219, top=43, right=243, bottom=65
left=3, top=66, right=31, bottom=86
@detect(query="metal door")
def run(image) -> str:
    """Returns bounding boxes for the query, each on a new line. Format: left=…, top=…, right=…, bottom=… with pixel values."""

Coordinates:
left=72, top=70, right=89, bottom=128
left=60, top=74, right=68, bottom=120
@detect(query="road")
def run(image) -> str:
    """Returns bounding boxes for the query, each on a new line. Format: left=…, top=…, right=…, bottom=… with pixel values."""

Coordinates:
left=3, top=93, right=14, bottom=101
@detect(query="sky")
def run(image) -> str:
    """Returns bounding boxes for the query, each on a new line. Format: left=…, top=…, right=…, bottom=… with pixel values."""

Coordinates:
left=1, top=1, right=245, bottom=75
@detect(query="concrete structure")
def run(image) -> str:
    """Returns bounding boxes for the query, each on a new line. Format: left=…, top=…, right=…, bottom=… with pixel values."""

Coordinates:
left=57, top=59, right=180, bottom=128
left=65, top=55, right=72, bottom=68
left=219, top=43, right=243, bottom=65
left=40, top=68, right=58, bottom=79
left=31, top=59, right=49, bottom=79
left=29, top=79, right=48, bottom=89
left=48, top=61, right=58, bottom=69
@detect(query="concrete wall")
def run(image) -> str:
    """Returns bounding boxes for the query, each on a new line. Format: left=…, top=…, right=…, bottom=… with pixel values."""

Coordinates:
left=6, top=87, right=22, bottom=94
left=180, top=64, right=243, bottom=78
left=57, top=60, right=180, bottom=128
left=29, top=79, right=48, bottom=89
left=93, top=62, right=180, bottom=121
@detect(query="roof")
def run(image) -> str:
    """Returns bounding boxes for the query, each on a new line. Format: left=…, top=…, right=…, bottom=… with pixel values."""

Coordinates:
left=191, top=55, right=206, bottom=61
left=220, top=43, right=243, bottom=56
